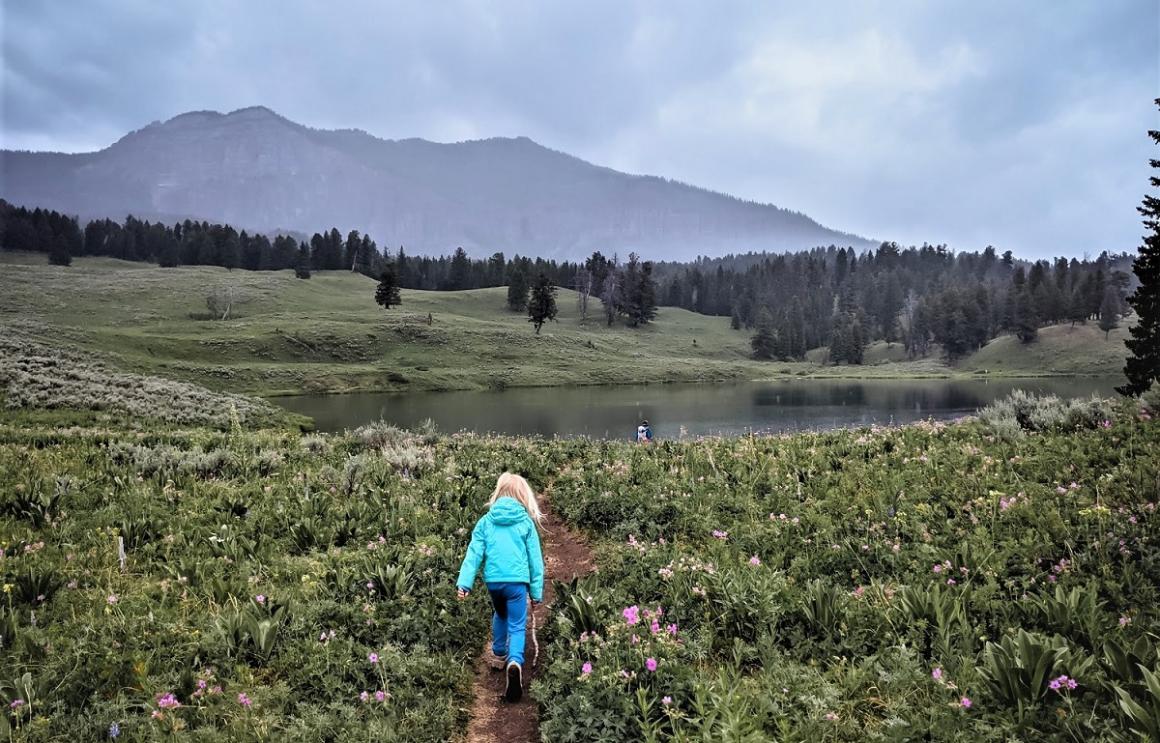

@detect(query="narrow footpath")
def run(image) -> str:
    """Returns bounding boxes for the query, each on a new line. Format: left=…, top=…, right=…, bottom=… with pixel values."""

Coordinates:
left=464, top=492, right=595, bottom=743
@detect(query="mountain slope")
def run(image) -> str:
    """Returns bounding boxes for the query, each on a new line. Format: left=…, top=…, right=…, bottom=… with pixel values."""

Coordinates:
left=0, top=106, right=873, bottom=260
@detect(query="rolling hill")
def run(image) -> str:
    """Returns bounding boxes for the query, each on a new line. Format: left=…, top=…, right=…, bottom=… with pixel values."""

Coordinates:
left=0, top=106, right=873, bottom=262
left=0, top=253, right=1125, bottom=401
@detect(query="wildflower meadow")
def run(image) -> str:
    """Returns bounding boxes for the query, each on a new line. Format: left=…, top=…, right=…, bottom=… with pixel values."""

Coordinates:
left=0, top=392, right=1158, bottom=740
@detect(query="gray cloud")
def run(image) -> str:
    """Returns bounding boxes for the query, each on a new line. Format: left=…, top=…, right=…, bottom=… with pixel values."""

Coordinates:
left=2, top=0, right=1156, bottom=258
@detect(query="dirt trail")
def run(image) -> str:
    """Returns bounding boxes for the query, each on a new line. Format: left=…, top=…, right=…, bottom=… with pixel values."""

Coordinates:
left=464, top=493, right=595, bottom=743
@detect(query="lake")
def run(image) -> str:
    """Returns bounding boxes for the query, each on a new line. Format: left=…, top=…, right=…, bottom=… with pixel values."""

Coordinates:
left=275, top=377, right=1121, bottom=438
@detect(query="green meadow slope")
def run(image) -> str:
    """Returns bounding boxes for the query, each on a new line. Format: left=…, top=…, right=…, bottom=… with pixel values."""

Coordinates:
left=0, top=253, right=1127, bottom=396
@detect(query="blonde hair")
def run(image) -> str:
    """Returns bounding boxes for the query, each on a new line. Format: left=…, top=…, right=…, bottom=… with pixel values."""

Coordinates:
left=490, top=472, right=543, bottom=527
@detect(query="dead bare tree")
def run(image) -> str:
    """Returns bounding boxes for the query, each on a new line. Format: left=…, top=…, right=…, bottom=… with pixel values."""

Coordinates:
left=206, top=286, right=248, bottom=320
left=575, top=268, right=593, bottom=320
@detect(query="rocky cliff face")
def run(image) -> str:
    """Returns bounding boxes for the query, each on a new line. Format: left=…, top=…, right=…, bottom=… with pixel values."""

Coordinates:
left=1, top=106, right=871, bottom=260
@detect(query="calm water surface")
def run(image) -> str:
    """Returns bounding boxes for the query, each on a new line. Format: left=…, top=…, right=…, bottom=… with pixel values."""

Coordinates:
left=276, top=377, right=1120, bottom=438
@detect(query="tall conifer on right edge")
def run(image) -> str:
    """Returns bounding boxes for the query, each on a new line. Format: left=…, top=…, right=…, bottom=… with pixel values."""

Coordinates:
left=1118, top=99, right=1160, bottom=396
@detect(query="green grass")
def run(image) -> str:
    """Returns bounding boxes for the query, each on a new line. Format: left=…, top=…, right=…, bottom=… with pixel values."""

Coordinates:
left=0, top=254, right=1126, bottom=397
left=961, top=322, right=1133, bottom=377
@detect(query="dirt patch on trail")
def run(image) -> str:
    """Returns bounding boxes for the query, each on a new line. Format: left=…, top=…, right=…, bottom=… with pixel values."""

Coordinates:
left=464, top=494, right=595, bottom=743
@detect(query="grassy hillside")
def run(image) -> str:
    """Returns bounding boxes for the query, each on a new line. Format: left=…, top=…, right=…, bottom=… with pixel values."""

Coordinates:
left=960, top=322, right=1132, bottom=376
left=0, top=254, right=1126, bottom=396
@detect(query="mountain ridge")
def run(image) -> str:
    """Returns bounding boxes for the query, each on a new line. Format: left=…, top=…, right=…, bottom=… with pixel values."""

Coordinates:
left=0, top=106, right=875, bottom=260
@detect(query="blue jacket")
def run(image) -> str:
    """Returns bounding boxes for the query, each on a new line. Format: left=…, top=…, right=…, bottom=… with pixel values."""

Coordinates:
left=456, top=497, right=545, bottom=601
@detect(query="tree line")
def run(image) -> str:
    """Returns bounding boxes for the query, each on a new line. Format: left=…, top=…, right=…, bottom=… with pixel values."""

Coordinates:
left=0, top=200, right=1137, bottom=353
left=0, top=202, right=662, bottom=328
left=653, top=243, right=1136, bottom=363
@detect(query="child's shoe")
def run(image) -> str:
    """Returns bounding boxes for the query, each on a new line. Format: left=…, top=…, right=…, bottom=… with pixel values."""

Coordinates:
left=504, top=661, right=523, bottom=703
left=485, top=646, right=506, bottom=671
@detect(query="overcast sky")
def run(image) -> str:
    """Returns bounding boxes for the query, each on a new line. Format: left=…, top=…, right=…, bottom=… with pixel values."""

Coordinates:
left=2, top=0, right=1157, bottom=259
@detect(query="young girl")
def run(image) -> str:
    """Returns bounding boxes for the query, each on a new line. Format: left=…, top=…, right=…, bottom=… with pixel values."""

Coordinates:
left=456, top=472, right=545, bottom=703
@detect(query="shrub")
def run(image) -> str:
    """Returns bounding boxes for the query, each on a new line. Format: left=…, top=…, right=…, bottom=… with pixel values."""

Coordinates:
left=0, top=329, right=287, bottom=428
left=978, top=390, right=1116, bottom=437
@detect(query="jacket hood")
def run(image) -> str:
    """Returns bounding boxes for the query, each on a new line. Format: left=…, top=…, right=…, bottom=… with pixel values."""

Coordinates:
left=488, top=497, right=529, bottom=526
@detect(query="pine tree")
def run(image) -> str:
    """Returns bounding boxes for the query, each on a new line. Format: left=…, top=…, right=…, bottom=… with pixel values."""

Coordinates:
left=527, top=273, right=558, bottom=334
left=1120, top=99, right=1160, bottom=396
left=354, top=235, right=377, bottom=277
left=375, top=266, right=401, bottom=310
left=345, top=230, right=362, bottom=271
left=828, top=315, right=849, bottom=364
left=326, top=228, right=344, bottom=270
left=1014, top=288, right=1039, bottom=343
left=48, top=233, right=71, bottom=266
left=448, top=247, right=471, bottom=290
left=507, top=268, right=529, bottom=312
left=634, top=260, right=659, bottom=326
left=848, top=314, right=866, bottom=364
left=1098, top=286, right=1120, bottom=339
left=220, top=232, right=241, bottom=270
left=158, top=236, right=180, bottom=268
left=294, top=241, right=312, bottom=279
left=750, top=308, right=777, bottom=360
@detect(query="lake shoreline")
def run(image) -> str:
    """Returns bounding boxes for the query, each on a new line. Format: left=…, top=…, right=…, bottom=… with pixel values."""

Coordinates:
left=273, top=376, right=1123, bottom=436
left=261, top=368, right=1126, bottom=400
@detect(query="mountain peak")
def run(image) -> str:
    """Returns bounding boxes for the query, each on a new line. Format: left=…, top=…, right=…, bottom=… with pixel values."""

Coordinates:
left=225, top=105, right=290, bottom=123
left=0, top=108, right=873, bottom=260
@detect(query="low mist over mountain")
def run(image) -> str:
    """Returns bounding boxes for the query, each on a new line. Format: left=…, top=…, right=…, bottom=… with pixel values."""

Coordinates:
left=1, top=106, right=871, bottom=260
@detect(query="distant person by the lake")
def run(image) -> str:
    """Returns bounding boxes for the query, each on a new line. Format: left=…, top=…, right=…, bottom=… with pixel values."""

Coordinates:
left=455, top=472, right=544, bottom=704
left=636, top=420, right=654, bottom=444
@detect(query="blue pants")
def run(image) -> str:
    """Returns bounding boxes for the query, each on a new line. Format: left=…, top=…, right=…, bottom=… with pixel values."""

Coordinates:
left=486, top=582, right=528, bottom=666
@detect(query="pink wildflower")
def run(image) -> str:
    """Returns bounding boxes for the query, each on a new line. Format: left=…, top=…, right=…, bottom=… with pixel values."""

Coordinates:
left=374, top=690, right=386, bottom=702
left=932, top=668, right=943, bottom=681
left=359, top=691, right=369, bottom=703
left=255, top=594, right=266, bottom=605
left=960, top=697, right=972, bottom=709
left=667, top=623, right=678, bottom=636
left=662, top=696, right=672, bottom=705
left=237, top=693, right=252, bottom=708
left=368, top=652, right=379, bottom=664
left=623, top=605, right=640, bottom=625
left=749, top=555, right=761, bottom=566
left=581, top=662, right=592, bottom=676
left=645, top=657, right=658, bottom=672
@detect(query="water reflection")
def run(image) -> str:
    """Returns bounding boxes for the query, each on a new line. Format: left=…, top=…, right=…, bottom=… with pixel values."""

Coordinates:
left=276, top=377, right=1120, bottom=438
